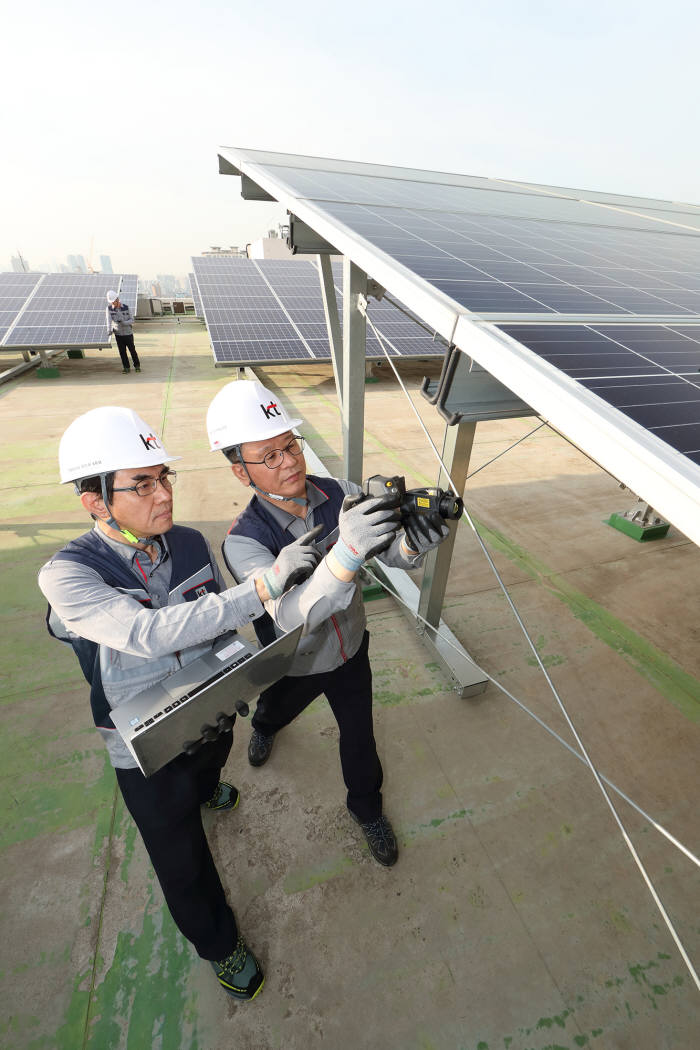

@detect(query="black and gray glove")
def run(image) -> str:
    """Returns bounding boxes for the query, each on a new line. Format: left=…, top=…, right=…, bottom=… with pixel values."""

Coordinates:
left=402, top=510, right=450, bottom=555
left=334, top=494, right=401, bottom=571
left=262, top=524, right=324, bottom=598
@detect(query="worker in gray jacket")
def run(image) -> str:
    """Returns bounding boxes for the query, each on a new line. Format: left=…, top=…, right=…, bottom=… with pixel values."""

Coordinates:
left=107, top=290, right=140, bottom=373
left=207, top=380, right=450, bottom=867
left=38, top=405, right=324, bottom=1002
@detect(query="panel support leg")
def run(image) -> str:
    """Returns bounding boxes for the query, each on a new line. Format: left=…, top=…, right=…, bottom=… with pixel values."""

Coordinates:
left=341, top=258, right=367, bottom=484
left=318, top=255, right=343, bottom=407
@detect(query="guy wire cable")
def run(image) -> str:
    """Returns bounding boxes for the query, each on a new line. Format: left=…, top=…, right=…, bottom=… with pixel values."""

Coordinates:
left=360, top=562, right=700, bottom=871
left=362, top=305, right=700, bottom=990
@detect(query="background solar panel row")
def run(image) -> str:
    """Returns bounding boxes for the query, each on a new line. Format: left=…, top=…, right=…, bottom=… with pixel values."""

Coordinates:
left=188, top=273, right=204, bottom=317
left=0, top=273, right=43, bottom=342
left=118, top=274, right=139, bottom=313
left=192, top=255, right=446, bottom=366
left=0, top=272, right=138, bottom=349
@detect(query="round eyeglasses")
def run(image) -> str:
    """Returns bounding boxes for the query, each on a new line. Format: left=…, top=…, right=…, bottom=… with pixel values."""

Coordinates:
left=112, top=470, right=177, bottom=498
left=241, top=436, right=305, bottom=470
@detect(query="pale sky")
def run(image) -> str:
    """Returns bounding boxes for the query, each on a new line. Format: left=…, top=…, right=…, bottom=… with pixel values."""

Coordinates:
left=2, top=0, right=699, bottom=277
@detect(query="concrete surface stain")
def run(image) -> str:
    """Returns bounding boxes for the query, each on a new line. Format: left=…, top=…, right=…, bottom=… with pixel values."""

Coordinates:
left=480, top=521, right=700, bottom=723
left=283, top=855, right=355, bottom=893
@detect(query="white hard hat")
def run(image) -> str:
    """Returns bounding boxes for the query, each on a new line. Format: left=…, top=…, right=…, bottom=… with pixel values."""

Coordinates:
left=106, top=290, right=118, bottom=303
left=59, top=406, right=180, bottom=484
left=206, top=380, right=302, bottom=452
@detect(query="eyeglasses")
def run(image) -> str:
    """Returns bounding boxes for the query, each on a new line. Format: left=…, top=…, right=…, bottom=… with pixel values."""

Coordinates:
left=113, top=470, right=177, bottom=497
left=241, top=436, right=305, bottom=470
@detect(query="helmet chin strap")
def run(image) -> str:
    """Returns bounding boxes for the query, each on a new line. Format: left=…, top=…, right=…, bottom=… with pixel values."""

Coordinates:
left=240, top=459, right=308, bottom=508
left=99, top=475, right=141, bottom=544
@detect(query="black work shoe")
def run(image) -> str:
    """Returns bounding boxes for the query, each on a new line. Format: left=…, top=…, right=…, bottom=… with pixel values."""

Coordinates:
left=135, top=366, right=141, bottom=373
left=121, top=367, right=130, bottom=373
left=248, top=729, right=275, bottom=767
left=350, top=811, right=399, bottom=866
left=203, top=781, right=239, bottom=811
left=211, top=936, right=264, bottom=1001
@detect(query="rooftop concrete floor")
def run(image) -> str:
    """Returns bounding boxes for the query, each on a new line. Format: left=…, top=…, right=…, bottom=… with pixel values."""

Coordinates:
left=1, top=320, right=698, bottom=1050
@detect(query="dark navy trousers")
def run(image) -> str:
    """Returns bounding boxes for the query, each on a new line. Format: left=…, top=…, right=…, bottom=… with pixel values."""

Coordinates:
left=115, top=730, right=236, bottom=961
left=252, top=631, right=384, bottom=822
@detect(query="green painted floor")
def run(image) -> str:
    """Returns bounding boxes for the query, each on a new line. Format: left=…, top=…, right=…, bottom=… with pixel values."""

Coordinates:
left=1, top=322, right=698, bottom=1049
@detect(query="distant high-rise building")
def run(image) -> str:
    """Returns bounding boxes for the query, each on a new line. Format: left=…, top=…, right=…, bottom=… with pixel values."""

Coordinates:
left=100, top=255, right=113, bottom=274
left=11, top=255, right=30, bottom=272
left=67, top=254, right=87, bottom=273
left=58, top=263, right=70, bottom=273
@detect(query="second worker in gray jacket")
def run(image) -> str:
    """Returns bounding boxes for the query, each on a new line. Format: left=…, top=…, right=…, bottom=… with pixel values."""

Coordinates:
left=107, top=290, right=140, bottom=373
left=206, top=380, right=450, bottom=866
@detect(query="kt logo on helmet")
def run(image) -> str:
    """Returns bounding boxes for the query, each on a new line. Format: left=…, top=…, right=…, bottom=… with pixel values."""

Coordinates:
left=260, top=401, right=281, bottom=420
left=139, top=433, right=161, bottom=451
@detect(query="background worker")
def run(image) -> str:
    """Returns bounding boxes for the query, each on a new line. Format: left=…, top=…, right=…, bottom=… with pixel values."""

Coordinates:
left=207, top=380, right=450, bottom=868
left=38, top=405, right=321, bottom=1002
left=107, top=290, right=140, bottom=373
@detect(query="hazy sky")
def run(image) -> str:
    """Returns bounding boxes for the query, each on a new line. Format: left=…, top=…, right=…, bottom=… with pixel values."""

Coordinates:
left=2, top=0, right=698, bottom=276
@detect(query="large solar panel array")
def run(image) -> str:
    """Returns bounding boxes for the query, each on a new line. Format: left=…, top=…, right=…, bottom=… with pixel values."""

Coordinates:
left=0, top=273, right=42, bottom=342
left=216, top=148, right=700, bottom=543
left=191, top=255, right=445, bottom=365
left=0, top=273, right=137, bottom=349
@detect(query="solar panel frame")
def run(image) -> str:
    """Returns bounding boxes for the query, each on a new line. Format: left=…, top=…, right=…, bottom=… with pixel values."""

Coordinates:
left=0, top=273, right=44, bottom=343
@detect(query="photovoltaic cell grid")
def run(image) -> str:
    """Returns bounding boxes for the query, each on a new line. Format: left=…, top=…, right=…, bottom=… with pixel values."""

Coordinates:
left=0, top=273, right=42, bottom=342
left=118, top=274, right=139, bottom=313
left=499, top=323, right=700, bottom=465
left=192, top=255, right=445, bottom=365
left=188, top=273, right=203, bottom=317
left=216, top=148, right=700, bottom=485
left=0, top=273, right=129, bottom=348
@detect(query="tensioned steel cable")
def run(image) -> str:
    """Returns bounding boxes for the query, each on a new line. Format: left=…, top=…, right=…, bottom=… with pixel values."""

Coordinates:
left=360, top=563, right=700, bottom=870
left=362, top=305, right=700, bottom=990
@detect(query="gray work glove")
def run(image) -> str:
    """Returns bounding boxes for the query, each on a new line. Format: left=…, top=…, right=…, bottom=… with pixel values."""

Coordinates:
left=402, top=510, right=451, bottom=555
left=262, top=524, right=323, bottom=598
left=334, top=494, right=401, bottom=571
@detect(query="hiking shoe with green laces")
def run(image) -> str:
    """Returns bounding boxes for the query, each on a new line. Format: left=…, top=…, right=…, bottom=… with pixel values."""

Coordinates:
left=350, top=811, right=399, bottom=866
left=203, top=781, right=239, bottom=811
left=211, top=936, right=264, bottom=1001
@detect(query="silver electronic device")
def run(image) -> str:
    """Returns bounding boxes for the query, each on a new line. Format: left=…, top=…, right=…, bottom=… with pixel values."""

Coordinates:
left=111, top=625, right=303, bottom=777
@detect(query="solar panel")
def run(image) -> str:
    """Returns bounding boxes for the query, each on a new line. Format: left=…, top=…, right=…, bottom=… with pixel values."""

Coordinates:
left=1, top=273, right=118, bottom=348
left=0, top=272, right=43, bottom=343
left=216, top=148, right=700, bottom=543
left=188, top=273, right=203, bottom=316
left=192, top=255, right=445, bottom=365
left=118, top=274, right=138, bottom=313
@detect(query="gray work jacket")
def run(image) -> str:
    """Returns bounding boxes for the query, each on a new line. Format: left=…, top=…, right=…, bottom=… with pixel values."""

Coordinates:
left=39, top=524, right=264, bottom=769
left=108, top=303, right=134, bottom=335
left=223, top=478, right=424, bottom=678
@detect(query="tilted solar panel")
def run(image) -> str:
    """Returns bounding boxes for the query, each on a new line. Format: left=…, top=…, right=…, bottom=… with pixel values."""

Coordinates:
left=118, top=274, right=139, bottom=314
left=192, top=255, right=445, bottom=366
left=188, top=273, right=204, bottom=317
left=216, top=147, right=700, bottom=543
left=0, top=273, right=43, bottom=342
left=2, top=273, right=118, bottom=348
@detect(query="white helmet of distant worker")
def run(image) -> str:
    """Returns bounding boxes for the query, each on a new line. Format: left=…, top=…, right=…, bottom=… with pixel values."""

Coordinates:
left=59, top=406, right=179, bottom=485
left=106, top=290, right=119, bottom=303
left=206, top=379, right=302, bottom=454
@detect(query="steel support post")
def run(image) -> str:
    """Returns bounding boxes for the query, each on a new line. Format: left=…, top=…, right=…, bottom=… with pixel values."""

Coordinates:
left=318, top=255, right=344, bottom=406
left=418, top=421, right=476, bottom=628
left=341, top=258, right=367, bottom=484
